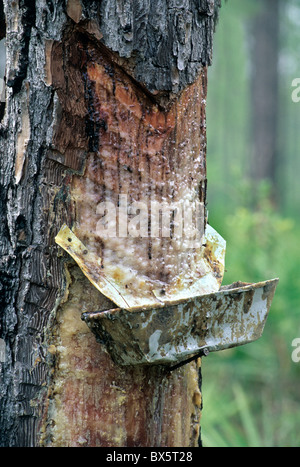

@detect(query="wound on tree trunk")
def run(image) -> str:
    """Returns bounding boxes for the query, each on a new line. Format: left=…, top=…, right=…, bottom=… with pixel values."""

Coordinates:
left=0, top=0, right=221, bottom=447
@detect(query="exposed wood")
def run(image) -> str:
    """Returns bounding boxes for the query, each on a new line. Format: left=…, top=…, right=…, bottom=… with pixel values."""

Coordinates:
left=79, top=0, right=221, bottom=96
left=51, top=31, right=211, bottom=309
left=0, top=0, right=221, bottom=447
left=41, top=264, right=203, bottom=447
left=66, top=0, right=82, bottom=24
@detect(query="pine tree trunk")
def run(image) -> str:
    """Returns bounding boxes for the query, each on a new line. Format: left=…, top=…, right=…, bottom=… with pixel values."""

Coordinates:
left=0, top=0, right=221, bottom=447
left=250, top=0, right=280, bottom=195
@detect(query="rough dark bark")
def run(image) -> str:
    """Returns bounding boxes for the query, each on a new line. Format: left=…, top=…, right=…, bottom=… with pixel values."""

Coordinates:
left=0, top=2, right=5, bottom=41
left=0, top=0, right=221, bottom=447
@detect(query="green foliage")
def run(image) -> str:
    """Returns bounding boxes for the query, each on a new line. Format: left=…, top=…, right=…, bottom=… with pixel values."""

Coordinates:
left=202, top=190, right=300, bottom=447
left=201, top=0, right=300, bottom=448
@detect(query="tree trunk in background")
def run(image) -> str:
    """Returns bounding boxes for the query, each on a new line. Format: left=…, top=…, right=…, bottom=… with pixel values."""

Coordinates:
left=0, top=0, right=220, bottom=447
left=249, top=0, right=280, bottom=200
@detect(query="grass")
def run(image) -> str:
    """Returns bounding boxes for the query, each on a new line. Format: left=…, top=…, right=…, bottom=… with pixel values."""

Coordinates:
left=200, top=189, right=300, bottom=447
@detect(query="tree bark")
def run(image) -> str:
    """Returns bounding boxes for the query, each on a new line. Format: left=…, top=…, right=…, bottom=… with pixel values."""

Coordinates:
left=0, top=0, right=221, bottom=447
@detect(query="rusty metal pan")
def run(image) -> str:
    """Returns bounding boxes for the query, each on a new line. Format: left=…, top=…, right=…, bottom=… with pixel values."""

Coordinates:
left=82, top=278, right=279, bottom=367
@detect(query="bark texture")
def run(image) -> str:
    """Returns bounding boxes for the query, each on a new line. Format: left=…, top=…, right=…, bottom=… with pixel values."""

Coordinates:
left=92, top=0, right=221, bottom=95
left=0, top=0, right=220, bottom=447
left=0, top=2, right=5, bottom=40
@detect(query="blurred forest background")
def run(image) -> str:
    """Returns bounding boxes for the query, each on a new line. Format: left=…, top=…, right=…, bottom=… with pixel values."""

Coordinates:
left=0, top=0, right=299, bottom=448
left=202, top=0, right=300, bottom=447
